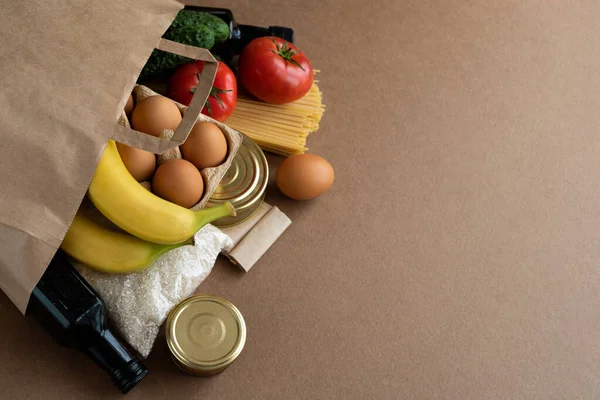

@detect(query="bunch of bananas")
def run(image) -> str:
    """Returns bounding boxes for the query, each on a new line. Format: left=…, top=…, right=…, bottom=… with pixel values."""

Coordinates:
left=61, top=140, right=235, bottom=274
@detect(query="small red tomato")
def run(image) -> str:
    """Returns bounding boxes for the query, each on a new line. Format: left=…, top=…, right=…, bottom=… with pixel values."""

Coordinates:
left=168, top=60, right=237, bottom=122
left=238, top=37, right=314, bottom=104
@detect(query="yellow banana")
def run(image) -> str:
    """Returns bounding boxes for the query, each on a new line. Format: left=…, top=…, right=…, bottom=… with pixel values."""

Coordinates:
left=88, top=140, right=235, bottom=245
left=61, top=210, right=188, bottom=274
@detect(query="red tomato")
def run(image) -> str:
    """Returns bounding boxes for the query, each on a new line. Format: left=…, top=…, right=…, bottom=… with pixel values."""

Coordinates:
left=168, top=60, right=237, bottom=122
left=238, top=37, right=314, bottom=104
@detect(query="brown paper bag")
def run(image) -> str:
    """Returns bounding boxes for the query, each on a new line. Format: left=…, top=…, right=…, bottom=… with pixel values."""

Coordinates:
left=0, top=0, right=221, bottom=313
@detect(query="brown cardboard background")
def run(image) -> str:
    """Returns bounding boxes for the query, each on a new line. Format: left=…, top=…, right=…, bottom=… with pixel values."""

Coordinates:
left=2, top=0, right=600, bottom=398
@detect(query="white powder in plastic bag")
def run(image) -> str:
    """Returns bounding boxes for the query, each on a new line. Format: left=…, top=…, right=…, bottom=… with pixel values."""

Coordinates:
left=75, top=224, right=232, bottom=358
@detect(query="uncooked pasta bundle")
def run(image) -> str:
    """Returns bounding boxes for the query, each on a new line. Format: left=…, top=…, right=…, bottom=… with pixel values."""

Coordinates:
left=226, top=76, right=325, bottom=156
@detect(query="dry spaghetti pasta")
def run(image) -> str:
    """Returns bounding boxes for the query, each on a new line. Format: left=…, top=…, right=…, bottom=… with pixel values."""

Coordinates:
left=226, top=76, right=325, bottom=156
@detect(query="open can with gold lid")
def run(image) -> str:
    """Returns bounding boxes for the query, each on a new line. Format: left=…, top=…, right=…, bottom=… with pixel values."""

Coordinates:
left=205, top=134, right=268, bottom=227
left=165, top=295, right=247, bottom=377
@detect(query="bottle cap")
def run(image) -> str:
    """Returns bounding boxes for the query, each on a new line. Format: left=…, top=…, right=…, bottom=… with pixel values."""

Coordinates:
left=166, top=295, right=247, bottom=376
left=112, top=359, right=149, bottom=394
left=206, top=135, right=268, bottom=227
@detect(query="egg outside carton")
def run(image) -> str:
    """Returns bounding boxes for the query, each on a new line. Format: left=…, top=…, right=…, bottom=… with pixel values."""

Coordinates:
left=118, top=84, right=244, bottom=212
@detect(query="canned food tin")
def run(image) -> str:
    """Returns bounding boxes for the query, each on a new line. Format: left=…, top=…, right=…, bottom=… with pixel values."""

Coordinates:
left=206, top=134, right=268, bottom=227
left=165, top=295, right=247, bottom=377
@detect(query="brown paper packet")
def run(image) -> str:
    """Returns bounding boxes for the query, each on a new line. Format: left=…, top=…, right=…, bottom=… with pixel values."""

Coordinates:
left=220, top=203, right=292, bottom=272
left=0, top=0, right=236, bottom=313
left=0, top=1, right=188, bottom=313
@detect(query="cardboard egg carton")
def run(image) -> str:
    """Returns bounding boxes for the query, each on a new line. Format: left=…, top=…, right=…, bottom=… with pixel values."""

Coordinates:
left=117, top=84, right=242, bottom=210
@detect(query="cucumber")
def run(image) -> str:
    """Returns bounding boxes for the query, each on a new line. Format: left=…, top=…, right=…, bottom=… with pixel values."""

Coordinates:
left=167, top=10, right=229, bottom=43
left=194, top=12, right=230, bottom=43
left=163, top=24, right=215, bottom=49
left=138, top=50, right=194, bottom=81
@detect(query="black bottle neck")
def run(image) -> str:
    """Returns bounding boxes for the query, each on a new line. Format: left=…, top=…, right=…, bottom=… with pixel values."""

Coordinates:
left=85, top=329, right=149, bottom=393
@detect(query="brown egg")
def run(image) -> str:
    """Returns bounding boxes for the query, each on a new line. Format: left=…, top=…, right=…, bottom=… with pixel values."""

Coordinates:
left=152, top=159, right=204, bottom=208
left=124, top=93, right=134, bottom=116
left=131, top=95, right=182, bottom=137
left=116, top=142, right=156, bottom=182
left=180, top=122, right=228, bottom=169
left=275, top=154, right=334, bottom=200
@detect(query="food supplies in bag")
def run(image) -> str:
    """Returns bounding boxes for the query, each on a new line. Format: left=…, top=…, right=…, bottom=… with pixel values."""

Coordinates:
left=0, top=0, right=248, bottom=393
left=60, top=83, right=246, bottom=274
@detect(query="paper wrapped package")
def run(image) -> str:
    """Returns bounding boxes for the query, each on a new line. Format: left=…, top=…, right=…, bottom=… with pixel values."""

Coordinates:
left=0, top=0, right=223, bottom=313
left=220, top=203, right=292, bottom=272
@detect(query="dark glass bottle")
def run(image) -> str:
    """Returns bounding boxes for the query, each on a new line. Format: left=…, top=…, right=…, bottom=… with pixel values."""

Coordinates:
left=27, top=250, right=148, bottom=394
left=184, top=6, right=295, bottom=66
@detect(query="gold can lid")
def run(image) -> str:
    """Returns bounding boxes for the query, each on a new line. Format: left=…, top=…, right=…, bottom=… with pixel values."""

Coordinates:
left=207, top=135, right=268, bottom=227
left=166, top=295, right=247, bottom=376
